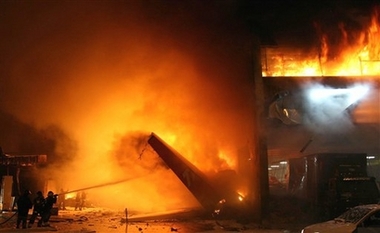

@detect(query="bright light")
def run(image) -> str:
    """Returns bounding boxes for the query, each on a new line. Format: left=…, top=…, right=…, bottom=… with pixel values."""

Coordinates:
left=346, top=84, right=371, bottom=104
left=65, top=193, right=75, bottom=199
left=236, top=192, right=245, bottom=202
left=308, top=83, right=371, bottom=106
left=306, top=83, right=371, bottom=110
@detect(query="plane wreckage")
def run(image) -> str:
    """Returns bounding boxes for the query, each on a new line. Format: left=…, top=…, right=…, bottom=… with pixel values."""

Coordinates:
left=146, top=133, right=251, bottom=220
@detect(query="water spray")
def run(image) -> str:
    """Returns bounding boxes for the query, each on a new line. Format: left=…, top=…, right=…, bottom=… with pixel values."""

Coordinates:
left=56, top=175, right=146, bottom=196
left=299, top=82, right=372, bottom=153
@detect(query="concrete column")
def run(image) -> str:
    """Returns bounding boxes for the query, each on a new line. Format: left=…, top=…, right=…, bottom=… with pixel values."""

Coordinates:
left=249, top=35, right=269, bottom=223
left=1, top=176, right=14, bottom=211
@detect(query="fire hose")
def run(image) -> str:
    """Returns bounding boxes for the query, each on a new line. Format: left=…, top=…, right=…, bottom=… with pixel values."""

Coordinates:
left=56, top=175, right=145, bottom=196
left=0, top=211, right=17, bottom=225
left=0, top=175, right=144, bottom=225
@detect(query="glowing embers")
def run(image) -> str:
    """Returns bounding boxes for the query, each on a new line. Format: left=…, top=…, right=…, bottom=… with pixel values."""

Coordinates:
left=237, top=193, right=244, bottom=202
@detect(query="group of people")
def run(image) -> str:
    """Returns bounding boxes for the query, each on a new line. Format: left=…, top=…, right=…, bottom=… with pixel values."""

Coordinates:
left=16, top=189, right=57, bottom=229
left=74, top=191, right=86, bottom=211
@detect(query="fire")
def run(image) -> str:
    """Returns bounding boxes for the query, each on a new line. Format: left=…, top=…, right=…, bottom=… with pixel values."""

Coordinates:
left=263, top=6, right=380, bottom=77
left=65, top=193, right=75, bottom=200
left=38, top=36, right=251, bottom=212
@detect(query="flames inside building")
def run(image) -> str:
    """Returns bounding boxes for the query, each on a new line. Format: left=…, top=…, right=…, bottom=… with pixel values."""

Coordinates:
left=0, top=0, right=380, bottom=228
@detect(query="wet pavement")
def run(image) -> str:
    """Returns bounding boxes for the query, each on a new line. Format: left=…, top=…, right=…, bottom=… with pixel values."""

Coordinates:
left=0, top=207, right=305, bottom=233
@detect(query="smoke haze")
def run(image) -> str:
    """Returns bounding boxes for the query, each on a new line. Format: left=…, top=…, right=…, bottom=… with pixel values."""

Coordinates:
left=1, top=0, right=379, bottom=211
left=0, top=1, right=255, bottom=211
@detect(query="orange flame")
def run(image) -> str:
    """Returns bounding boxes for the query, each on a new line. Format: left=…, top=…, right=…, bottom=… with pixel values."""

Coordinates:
left=263, top=6, right=380, bottom=77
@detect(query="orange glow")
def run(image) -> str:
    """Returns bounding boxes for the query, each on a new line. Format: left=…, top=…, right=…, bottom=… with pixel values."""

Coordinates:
left=13, top=38, right=253, bottom=212
left=65, top=193, right=75, bottom=200
left=263, top=7, right=380, bottom=77
left=236, top=191, right=246, bottom=201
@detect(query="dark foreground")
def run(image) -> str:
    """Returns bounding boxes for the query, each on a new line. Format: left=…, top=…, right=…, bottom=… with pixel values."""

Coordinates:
left=0, top=196, right=312, bottom=233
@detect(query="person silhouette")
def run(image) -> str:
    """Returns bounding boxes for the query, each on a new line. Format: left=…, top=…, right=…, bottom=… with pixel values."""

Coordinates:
left=16, top=190, right=33, bottom=229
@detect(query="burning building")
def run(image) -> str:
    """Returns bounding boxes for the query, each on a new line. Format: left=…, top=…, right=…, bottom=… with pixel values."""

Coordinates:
left=0, top=151, right=47, bottom=211
left=260, top=2, right=380, bottom=220
left=263, top=3, right=380, bottom=162
left=0, top=0, right=379, bottom=224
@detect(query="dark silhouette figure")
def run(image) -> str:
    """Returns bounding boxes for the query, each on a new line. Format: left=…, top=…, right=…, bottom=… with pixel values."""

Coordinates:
left=58, top=188, right=67, bottom=210
left=41, top=191, right=57, bottom=227
left=75, top=192, right=81, bottom=210
left=80, top=191, right=86, bottom=210
left=74, top=191, right=87, bottom=210
left=16, top=190, right=33, bottom=229
left=28, top=191, right=45, bottom=228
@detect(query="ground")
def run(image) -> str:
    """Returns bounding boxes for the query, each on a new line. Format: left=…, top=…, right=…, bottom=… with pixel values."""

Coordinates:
left=0, top=195, right=314, bottom=233
left=0, top=206, right=306, bottom=233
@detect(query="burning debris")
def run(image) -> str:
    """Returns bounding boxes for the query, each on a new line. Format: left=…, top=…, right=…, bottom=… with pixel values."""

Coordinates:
left=0, top=1, right=379, bottom=232
left=146, top=133, right=250, bottom=221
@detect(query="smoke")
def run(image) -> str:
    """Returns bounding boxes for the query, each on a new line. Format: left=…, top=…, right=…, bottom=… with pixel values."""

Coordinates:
left=301, top=81, right=374, bottom=133
left=0, top=1, right=255, bottom=211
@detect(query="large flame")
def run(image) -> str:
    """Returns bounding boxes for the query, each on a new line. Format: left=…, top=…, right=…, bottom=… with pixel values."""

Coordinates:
left=3, top=2, right=378, bottom=215
left=0, top=2, right=254, bottom=213
left=263, top=6, right=380, bottom=77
